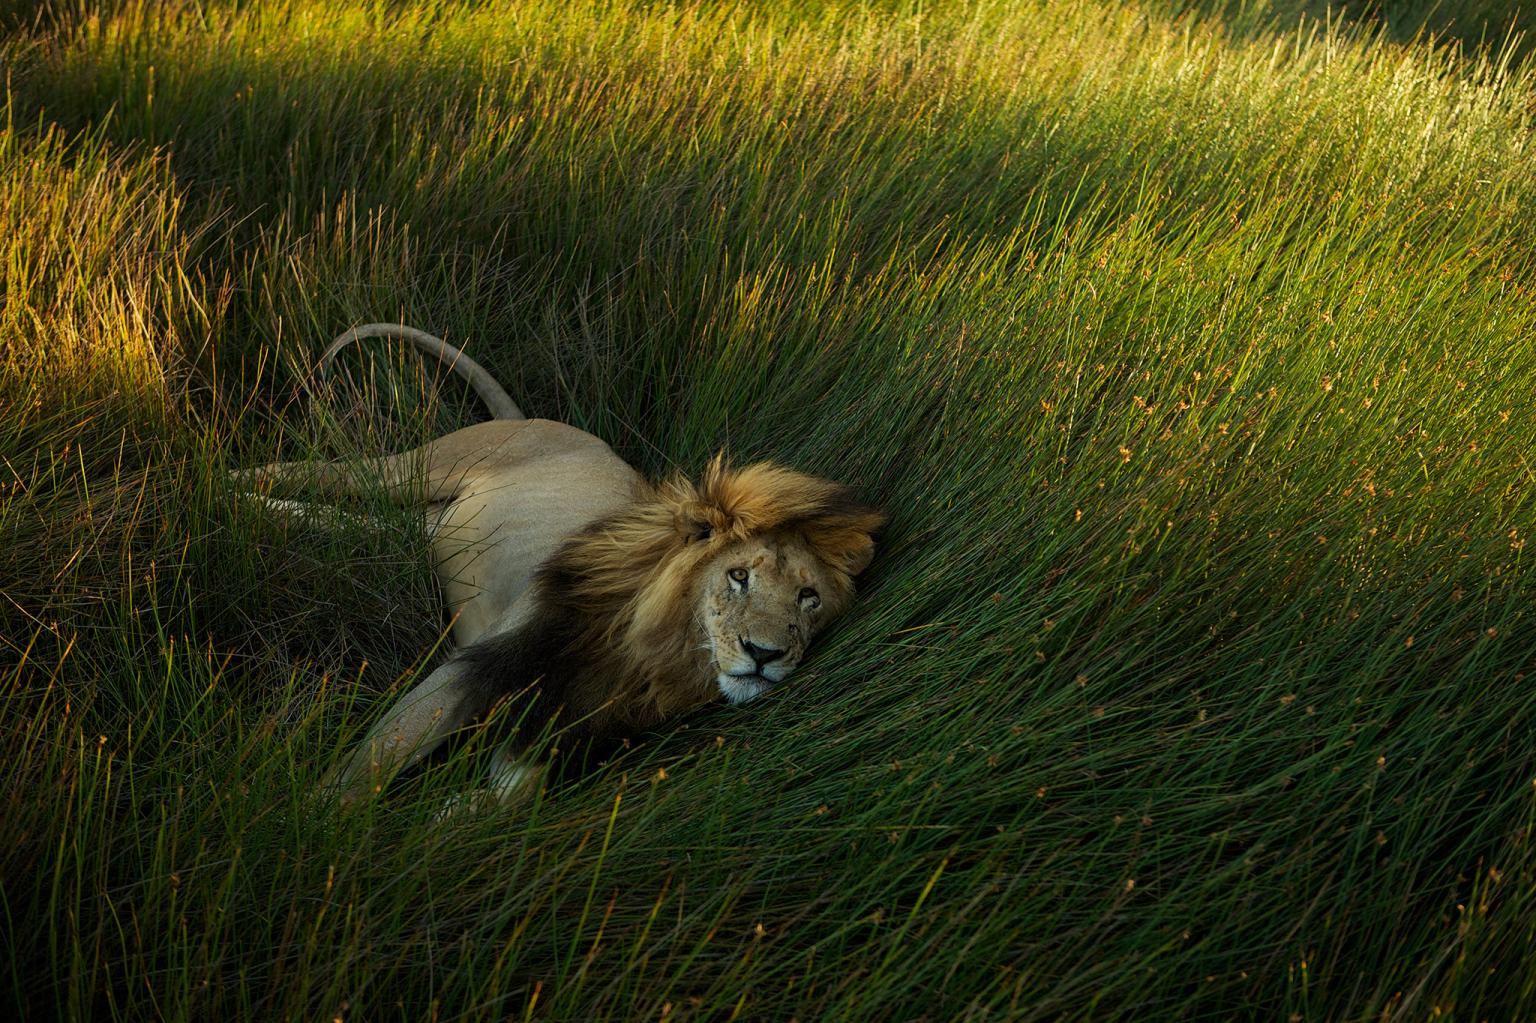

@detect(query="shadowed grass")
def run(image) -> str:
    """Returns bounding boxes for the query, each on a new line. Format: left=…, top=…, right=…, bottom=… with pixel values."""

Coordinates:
left=1172, top=0, right=1536, bottom=66
left=4, top=0, right=1536, bottom=1019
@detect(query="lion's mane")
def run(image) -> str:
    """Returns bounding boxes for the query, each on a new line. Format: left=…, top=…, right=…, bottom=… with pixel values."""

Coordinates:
left=457, top=456, right=884, bottom=762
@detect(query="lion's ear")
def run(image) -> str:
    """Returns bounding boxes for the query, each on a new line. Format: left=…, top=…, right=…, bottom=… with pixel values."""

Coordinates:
left=673, top=506, right=715, bottom=544
left=805, top=506, right=885, bottom=578
left=838, top=532, right=876, bottom=577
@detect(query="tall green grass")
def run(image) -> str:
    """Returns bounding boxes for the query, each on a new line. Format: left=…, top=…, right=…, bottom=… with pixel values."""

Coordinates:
left=4, top=0, right=1536, bottom=1018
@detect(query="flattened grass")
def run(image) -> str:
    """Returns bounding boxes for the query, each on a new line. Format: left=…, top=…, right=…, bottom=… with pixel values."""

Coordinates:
left=4, top=1, right=1536, bottom=1018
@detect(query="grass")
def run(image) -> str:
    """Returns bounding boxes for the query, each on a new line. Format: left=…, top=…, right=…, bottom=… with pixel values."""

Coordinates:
left=3, top=0, right=1536, bottom=1018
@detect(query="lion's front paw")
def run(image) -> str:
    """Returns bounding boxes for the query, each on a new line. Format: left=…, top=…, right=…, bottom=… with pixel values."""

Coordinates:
left=433, top=789, right=502, bottom=821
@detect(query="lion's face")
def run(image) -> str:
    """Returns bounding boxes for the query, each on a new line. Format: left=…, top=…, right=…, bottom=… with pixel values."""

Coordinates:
left=696, top=533, right=852, bottom=704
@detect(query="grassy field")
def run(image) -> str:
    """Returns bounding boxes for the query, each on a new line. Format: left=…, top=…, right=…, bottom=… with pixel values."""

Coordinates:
left=4, top=0, right=1536, bottom=1018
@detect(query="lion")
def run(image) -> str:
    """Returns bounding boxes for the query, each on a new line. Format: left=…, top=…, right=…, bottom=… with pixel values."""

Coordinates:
left=233, top=324, right=884, bottom=807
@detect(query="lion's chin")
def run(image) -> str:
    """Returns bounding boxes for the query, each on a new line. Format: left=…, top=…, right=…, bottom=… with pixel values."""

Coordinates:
left=717, top=673, right=772, bottom=705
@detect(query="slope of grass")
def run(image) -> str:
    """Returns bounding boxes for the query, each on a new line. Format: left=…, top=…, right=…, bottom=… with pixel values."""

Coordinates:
left=4, top=0, right=1536, bottom=1018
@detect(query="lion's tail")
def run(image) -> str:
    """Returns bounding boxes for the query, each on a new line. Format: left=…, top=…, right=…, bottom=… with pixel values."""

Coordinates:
left=319, top=323, right=526, bottom=420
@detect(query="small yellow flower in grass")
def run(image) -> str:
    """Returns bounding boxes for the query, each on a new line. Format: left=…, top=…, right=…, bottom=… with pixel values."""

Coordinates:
left=653, top=768, right=667, bottom=782
left=1124, top=878, right=1136, bottom=892
left=1405, top=635, right=1414, bottom=648
left=1119, top=446, right=1132, bottom=463
left=1487, top=628, right=1498, bottom=638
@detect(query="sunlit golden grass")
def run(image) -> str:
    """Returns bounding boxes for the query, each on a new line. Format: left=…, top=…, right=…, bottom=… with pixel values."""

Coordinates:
left=4, top=0, right=1536, bottom=1019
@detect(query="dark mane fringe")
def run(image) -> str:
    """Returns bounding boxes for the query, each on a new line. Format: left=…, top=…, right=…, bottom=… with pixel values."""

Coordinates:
left=458, top=455, right=885, bottom=758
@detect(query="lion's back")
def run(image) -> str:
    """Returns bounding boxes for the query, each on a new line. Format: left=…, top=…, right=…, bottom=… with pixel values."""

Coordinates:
left=427, top=419, right=641, bottom=645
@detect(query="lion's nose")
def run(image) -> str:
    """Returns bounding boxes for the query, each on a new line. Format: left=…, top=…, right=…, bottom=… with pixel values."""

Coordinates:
left=740, top=638, right=787, bottom=668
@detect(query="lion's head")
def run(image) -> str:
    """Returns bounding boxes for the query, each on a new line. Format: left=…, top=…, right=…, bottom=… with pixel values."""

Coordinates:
left=696, top=530, right=855, bottom=703
left=535, top=455, right=884, bottom=718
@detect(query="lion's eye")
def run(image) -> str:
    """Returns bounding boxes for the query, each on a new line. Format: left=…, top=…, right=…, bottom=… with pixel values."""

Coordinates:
left=799, top=587, right=820, bottom=604
left=728, top=568, right=749, bottom=585
left=695, top=525, right=712, bottom=542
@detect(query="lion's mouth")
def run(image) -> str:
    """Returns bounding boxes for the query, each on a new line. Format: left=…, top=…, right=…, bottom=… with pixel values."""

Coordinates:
left=717, top=671, right=773, bottom=705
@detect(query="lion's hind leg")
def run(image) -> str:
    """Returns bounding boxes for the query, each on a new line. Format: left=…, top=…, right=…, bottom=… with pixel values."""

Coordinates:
left=228, top=450, right=444, bottom=537
left=233, top=493, right=382, bottom=533
left=229, top=446, right=461, bottom=504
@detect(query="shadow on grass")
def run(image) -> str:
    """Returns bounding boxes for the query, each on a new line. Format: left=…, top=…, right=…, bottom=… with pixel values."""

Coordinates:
left=1165, top=0, right=1536, bottom=64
